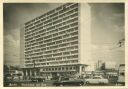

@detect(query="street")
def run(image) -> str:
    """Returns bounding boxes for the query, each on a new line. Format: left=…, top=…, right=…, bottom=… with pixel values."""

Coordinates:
left=5, top=80, right=124, bottom=87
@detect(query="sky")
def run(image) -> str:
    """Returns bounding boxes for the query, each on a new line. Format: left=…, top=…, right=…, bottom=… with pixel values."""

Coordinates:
left=90, top=3, right=125, bottom=68
left=4, top=3, right=63, bottom=66
left=3, top=3, right=125, bottom=67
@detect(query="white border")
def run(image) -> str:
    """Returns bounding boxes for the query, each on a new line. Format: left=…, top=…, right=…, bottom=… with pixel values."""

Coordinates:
left=0, top=0, right=127, bottom=89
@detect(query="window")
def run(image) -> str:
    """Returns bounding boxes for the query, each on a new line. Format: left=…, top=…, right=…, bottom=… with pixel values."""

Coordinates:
left=71, top=41, right=78, bottom=45
left=71, top=50, right=78, bottom=54
left=70, top=22, right=78, bottom=27
left=56, top=6, right=62, bottom=11
left=93, top=77, right=101, bottom=79
left=62, top=67, right=64, bottom=70
left=120, top=72, right=125, bottom=76
left=70, top=67, right=73, bottom=70
left=58, top=67, right=61, bottom=70
left=66, top=67, right=69, bottom=70
left=70, top=3, right=78, bottom=9
left=49, top=68, right=51, bottom=71
left=73, top=66, right=76, bottom=69
left=55, top=68, right=57, bottom=70
left=52, top=68, right=54, bottom=71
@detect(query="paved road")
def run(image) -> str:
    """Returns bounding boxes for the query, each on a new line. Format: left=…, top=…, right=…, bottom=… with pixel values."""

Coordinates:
left=4, top=80, right=124, bottom=87
left=5, top=83, right=123, bottom=87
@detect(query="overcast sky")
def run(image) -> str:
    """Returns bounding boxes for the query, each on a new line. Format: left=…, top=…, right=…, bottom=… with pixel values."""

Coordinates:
left=3, top=3, right=124, bottom=66
left=91, top=3, right=124, bottom=66
left=4, top=3, right=63, bottom=66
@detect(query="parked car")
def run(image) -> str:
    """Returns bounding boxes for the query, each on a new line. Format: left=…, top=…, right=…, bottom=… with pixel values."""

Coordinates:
left=53, top=77, right=84, bottom=86
left=85, top=76, right=109, bottom=84
left=31, top=77, right=45, bottom=82
left=117, top=64, right=125, bottom=85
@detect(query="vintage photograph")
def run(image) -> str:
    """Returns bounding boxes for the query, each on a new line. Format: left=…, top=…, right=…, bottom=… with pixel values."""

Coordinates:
left=3, top=3, right=125, bottom=87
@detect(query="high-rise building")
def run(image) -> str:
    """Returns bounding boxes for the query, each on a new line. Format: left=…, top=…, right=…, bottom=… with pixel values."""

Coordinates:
left=21, top=3, right=91, bottom=79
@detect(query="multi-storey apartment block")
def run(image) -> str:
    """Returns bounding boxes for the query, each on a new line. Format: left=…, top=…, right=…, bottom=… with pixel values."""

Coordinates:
left=21, top=3, right=91, bottom=79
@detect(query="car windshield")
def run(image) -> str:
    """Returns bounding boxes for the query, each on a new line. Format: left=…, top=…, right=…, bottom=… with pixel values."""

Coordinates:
left=61, top=77, right=69, bottom=80
left=93, top=77, right=101, bottom=79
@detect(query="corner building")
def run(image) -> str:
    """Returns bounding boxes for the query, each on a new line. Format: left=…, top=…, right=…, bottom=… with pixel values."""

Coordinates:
left=21, top=3, right=91, bottom=79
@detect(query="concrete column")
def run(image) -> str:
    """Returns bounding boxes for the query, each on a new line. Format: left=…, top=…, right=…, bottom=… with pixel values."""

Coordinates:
left=23, top=70, right=25, bottom=80
left=79, top=65, right=82, bottom=75
left=30, top=69, right=32, bottom=76
left=25, top=70, right=28, bottom=80
left=22, top=70, right=24, bottom=76
left=26, top=70, right=28, bottom=76
left=34, top=70, right=37, bottom=76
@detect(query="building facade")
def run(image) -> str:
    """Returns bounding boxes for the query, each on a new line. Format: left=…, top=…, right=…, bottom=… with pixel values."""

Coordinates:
left=21, top=3, right=91, bottom=79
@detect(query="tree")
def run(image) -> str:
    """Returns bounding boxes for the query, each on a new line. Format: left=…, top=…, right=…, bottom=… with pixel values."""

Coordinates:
left=4, top=65, right=9, bottom=75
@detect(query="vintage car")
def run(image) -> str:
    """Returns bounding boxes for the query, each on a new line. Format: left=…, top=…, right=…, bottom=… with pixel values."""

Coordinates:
left=85, top=76, right=109, bottom=84
left=53, top=77, right=84, bottom=86
left=31, top=77, right=45, bottom=82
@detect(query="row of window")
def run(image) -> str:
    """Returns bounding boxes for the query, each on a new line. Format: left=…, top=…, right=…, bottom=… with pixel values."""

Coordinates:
left=25, top=35, right=78, bottom=47
left=25, top=32, right=78, bottom=49
left=25, top=30, right=78, bottom=44
left=40, top=66, right=77, bottom=72
left=25, top=21, right=78, bottom=41
left=25, top=3, right=78, bottom=27
left=25, top=36, right=77, bottom=49
left=25, top=44, right=78, bottom=54
left=25, top=59, right=78, bottom=68
left=25, top=55, right=79, bottom=62
left=39, top=3, right=76, bottom=20
left=25, top=26, right=78, bottom=44
left=25, top=49, right=78, bottom=58
left=35, top=10, right=77, bottom=28
left=25, top=7, right=78, bottom=31
left=25, top=8, right=78, bottom=34
left=25, top=60, right=78, bottom=67
left=25, top=45, right=78, bottom=55
left=25, top=48, right=78, bottom=56
left=25, top=40, right=78, bottom=51
left=25, top=17, right=78, bottom=38
left=25, top=13, right=78, bottom=36
left=25, top=54, right=78, bottom=61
